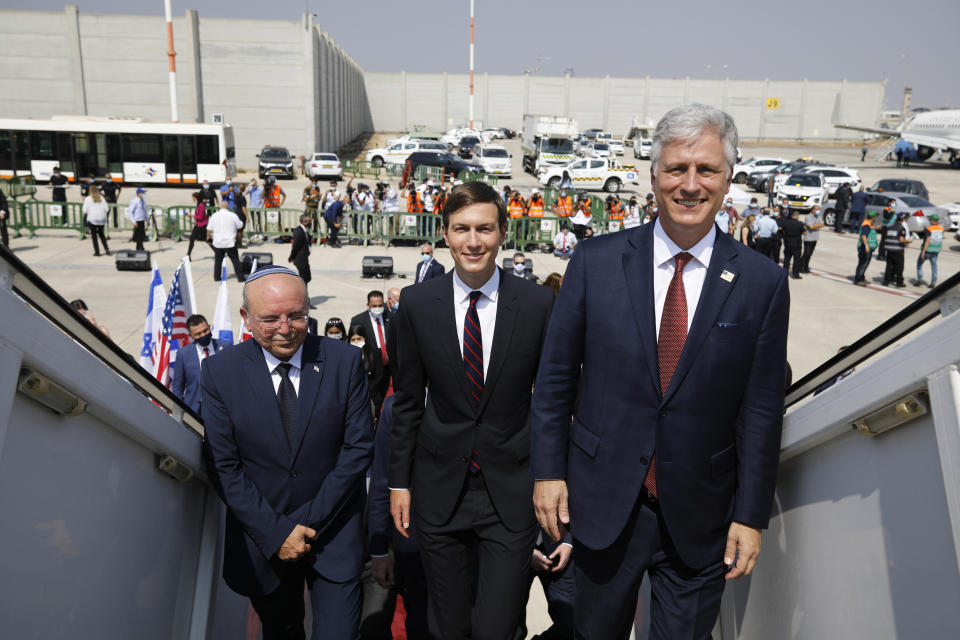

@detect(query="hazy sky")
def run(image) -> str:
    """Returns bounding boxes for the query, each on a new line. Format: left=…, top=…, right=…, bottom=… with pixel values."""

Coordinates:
left=11, top=0, right=960, bottom=109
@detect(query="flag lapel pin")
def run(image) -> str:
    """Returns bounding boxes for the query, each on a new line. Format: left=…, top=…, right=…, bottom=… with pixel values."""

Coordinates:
left=720, top=270, right=736, bottom=283
left=313, top=365, right=320, bottom=373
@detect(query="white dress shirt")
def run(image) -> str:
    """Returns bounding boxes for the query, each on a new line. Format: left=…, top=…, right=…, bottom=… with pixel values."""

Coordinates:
left=197, top=342, right=212, bottom=360
left=260, top=345, right=304, bottom=395
left=368, top=310, right=387, bottom=349
left=417, top=258, right=434, bottom=283
left=652, top=218, right=716, bottom=334
left=453, top=268, right=499, bottom=379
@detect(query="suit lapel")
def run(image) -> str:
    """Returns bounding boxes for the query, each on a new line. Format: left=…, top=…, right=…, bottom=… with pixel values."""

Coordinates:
left=290, top=335, right=324, bottom=464
left=621, top=225, right=661, bottom=397
left=436, top=273, right=474, bottom=411
left=477, top=269, right=517, bottom=416
left=242, top=341, right=290, bottom=453
left=661, top=232, right=740, bottom=407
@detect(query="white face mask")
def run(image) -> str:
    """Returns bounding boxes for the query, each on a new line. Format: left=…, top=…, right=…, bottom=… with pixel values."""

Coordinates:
left=513, top=263, right=526, bottom=275
left=327, top=332, right=343, bottom=340
left=369, top=306, right=384, bottom=318
left=351, top=340, right=365, bottom=349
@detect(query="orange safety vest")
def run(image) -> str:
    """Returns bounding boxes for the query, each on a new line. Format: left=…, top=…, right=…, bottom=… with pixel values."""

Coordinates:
left=508, top=197, right=526, bottom=219
left=434, top=192, right=446, bottom=215
left=608, top=201, right=625, bottom=220
left=265, top=185, right=283, bottom=208
left=556, top=195, right=573, bottom=217
left=528, top=197, right=544, bottom=217
left=407, top=191, right=422, bottom=213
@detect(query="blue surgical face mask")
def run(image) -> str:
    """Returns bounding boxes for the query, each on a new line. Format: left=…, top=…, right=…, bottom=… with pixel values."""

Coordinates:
left=421, top=253, right=432, bottom=263
left=389, top=302, right=399, bottom=312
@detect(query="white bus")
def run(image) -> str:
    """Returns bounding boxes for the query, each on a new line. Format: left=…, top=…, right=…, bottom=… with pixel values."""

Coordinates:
left=0, top=116, right=235, bottom=185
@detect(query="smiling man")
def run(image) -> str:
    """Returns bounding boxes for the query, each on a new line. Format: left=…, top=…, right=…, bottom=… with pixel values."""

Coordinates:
left=531, top=104, right=790, bottom=638
left=202, top=265, right=374, bottom=639
left=389, top=181, right=554, bottom=639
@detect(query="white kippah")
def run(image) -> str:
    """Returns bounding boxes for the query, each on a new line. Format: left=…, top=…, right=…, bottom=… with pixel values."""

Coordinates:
left=243, top=265, right=301, bottom=284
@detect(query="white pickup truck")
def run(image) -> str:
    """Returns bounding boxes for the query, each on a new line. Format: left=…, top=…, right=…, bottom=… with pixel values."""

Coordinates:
left=538, top=157, right=639, bottom=193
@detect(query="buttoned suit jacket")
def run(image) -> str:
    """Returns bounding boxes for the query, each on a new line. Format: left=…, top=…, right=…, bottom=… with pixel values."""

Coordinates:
left=389, top=269, right=555, bottom=531
left=201, top=334, right=374, bottom=597
left=289, top=225, right=311, bottom=283
left=415, top=259, right=445, bottom=283
left=171, top=339, right=225, bottom=414
left=530, top=223, right=789, bottom=568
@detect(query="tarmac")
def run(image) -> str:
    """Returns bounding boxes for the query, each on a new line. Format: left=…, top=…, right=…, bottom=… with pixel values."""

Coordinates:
left=4, top=140, right=959, bottom=637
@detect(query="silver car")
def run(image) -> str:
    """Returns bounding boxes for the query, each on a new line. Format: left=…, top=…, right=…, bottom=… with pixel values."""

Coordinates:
left=864, top=191, right=948, bottom=235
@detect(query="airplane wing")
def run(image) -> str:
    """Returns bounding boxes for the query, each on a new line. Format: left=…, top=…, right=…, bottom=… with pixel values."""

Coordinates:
left=832, top=122, right=902, bottom=138
left=831, top=93, right=960, bottom=152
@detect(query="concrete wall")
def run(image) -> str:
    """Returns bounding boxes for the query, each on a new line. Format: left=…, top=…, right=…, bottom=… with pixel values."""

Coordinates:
left=0, top=7, right=372, bottom=171
left=364, top=71, right=886, bottom=142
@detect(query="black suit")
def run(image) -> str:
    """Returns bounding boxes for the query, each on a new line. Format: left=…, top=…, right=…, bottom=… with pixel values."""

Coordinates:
left=390, top=269, right=554, bottom=640
left=414, top=258, right=445, bottom=283
left=289, top=224, right=311, bottom=284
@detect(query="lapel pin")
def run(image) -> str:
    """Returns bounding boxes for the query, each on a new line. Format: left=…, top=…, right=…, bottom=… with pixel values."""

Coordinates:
left=313, top=365, right=320, bottom=373
left=720, top=270, right=736, bottom=283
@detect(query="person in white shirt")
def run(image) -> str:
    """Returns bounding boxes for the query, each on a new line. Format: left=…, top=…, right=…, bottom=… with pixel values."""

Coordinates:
left=553, top=224, right=578, bottom=259
left=82, top=188, right=111, bottom=256
left=207, top=207, right=245, bottom=281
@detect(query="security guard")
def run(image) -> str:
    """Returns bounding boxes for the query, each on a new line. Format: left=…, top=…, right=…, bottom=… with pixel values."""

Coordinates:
left=916, top=214, right=943, bottom=288
left=875, top=200, right=897, bottom=262
left=881, top=211, right=911, bottom=287
left=302, top=177, right=322, bottom=232
left=754, top=208, right=778, bottom=260
left=780, top=208, right=806, bottom=279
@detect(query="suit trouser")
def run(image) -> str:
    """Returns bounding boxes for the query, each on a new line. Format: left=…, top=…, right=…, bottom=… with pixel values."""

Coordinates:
left=214, top=246, right=244, bottom=281
left=415, top=472, right=537, bottom=640
left=250, top=561, right=362, bottom=640
left=573, top=493, right=725, bottom=640
left=782, top=241, right=802, bottom=276
left=800, top=240, right=817, bottom=272
left=768, top=238, right=781, bottom=264
left=133, top=220, right=146, bottom=250
left=359, top=550, right=429, bottom=640
left=514, top=545, right=576, bottom=640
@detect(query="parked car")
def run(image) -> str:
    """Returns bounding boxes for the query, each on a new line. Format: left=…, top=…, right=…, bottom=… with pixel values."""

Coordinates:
left=480, top=128, right=505, bottom=141
left=937, top=200, right=960, bottom=230
left=305, top=152, right=342, bottom=180
left=257, top=146, right=295, bottom=179
left=403, top=151, right=482, bottom=184
left=862, top=191, right=947, bottom=235
left=776, top=173, right=828, bottom=211
left=796, top=166, right=862, bottom=196
left=731, top=157, right=785, bottom=184
left=473, top=144, right=512, bottom=177
left=458, top=135, right=482, bottom=159
left=750, top=160, right=831, bottom=192
left=869, top=178, right=929, bottom=201
left=498, top=127, right=517, bottom=139
left=608, top=138, right=625, bottom=155
left=365, top=139, right=448, bottom=167
left=633, top=138, right=652, bottom=160
left=582, top=128, right=604, bottom=141
left=585, top=142, right=611, bottom=159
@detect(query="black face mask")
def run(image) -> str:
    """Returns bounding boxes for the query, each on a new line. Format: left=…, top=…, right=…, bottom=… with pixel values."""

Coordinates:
left=195, top=333, right=212, bottom=347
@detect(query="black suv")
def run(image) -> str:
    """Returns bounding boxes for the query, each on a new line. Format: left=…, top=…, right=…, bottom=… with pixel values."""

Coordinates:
left=869, top=178, right=929, bottom=201
left=458, top=136, right=482, bottom=159
left=257, top=146, right=295, bottom=179
left=404, top=152, right=482, bottom=182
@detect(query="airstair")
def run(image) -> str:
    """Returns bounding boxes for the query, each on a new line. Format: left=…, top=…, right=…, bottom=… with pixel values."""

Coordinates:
left=874, top=137, right=899, bottom=163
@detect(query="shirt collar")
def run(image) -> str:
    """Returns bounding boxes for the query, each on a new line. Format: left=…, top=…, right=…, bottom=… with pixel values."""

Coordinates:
left=261, top=344, right=304, bottom=374
left=452, top=266, right=500, bottom=304
left=652, top=217, right=715, bottom=270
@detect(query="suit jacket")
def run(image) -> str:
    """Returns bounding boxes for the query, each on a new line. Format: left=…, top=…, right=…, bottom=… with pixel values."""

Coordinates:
left=414, top=259, right=445, bottom=283
left=171, top=339, right=225, bottom=414
left=289, top=225, right=311, bottom=281
left=530, top=223, right=789, bottom=569
left=369, top=394, right=419, bottom=557
left=390, top=268, right=555, bottom=531
left=201, top=335, right=374, bottom=597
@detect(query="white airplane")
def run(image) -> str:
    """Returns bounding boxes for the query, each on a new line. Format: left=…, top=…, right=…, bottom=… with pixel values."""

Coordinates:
left=832, top=95, right=960, bottom=168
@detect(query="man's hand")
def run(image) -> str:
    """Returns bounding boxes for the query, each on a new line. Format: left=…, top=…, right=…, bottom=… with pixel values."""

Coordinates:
left=531, top=549, right=553, bottom=572
left=390, top=489, right=412, bottom=539
left=371, top=555, right=394, bottom=589
left=548, top=543, right=572, bottom=572
left=534, top=480, right=569, bottom=542
left=723, top=522, right=762, bottom=580
left=278, top=524, right=317, bottom=562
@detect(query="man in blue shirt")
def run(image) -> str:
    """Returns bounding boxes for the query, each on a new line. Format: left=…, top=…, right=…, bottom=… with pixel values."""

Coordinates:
left=219, top=179, right=237, bottom=212
left=247, top=179, right=265, bottom=232
left=322, top=196, right=345, bottom=248
left=129, top=188, right=148, bottom=250
left=849, top=185, right=868, bottom=233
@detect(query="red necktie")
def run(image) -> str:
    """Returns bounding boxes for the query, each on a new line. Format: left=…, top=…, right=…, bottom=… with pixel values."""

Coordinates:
left=463, top=291, right=484, bottom=472
left=375, top=317, right=388, bottom=365
left=202, top=346, right=209, bottom=359
left=643, top=252, right=693, bottom=499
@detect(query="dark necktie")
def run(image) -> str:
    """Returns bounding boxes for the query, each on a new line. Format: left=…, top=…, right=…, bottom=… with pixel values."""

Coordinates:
left=275, top=362, right=297, bottom=446
left=463, top=290, right=483, bottom=472
left=643, top=252, right=693, bottom=499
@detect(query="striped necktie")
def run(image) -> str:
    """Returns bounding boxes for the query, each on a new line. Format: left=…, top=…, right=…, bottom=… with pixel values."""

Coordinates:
left=463, top=290, right=483, bottom=472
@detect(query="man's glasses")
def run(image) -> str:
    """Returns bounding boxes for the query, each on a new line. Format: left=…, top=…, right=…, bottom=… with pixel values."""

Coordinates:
left=250, top=314, right=309, bottom=330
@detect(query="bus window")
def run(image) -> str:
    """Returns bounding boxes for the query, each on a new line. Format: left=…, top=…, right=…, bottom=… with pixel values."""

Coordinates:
left=164, top=135, right=181, bottom=179
left=197, top=135, right=218, bottom=164
left=106, top=134, right=122, bottom=174
left=0, top=131, right=11, bottom=172
left=13, top=131, right=29, bottom=171
left=180, top=136, right=196, bottom=175
left=123, top=133, right=162, bottom=163
left=56, top=132, right=75, bottom=172
left=30, top=131, right=56, bottom=160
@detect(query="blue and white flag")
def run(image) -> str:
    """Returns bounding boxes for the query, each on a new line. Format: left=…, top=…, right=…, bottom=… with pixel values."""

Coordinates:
left=140, top=262, right=165, bottom=372
left=211, top=266, right=234, bottom=345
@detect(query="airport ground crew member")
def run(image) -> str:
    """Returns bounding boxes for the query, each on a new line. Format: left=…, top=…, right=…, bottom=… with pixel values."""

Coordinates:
left=882, top=211, right=910, bottom=287
left=916, top=214, right=943, bottom=288
left=854, top=211, right=881, bottom=286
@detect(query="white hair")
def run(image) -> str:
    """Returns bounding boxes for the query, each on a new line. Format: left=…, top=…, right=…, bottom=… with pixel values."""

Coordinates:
left=650, top=103, right=739, bottom=177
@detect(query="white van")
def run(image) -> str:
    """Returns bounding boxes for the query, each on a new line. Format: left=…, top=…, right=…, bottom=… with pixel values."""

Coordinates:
left=365, top=139, right=449, bottom=167
left=474, top=144, right=512, bottom=177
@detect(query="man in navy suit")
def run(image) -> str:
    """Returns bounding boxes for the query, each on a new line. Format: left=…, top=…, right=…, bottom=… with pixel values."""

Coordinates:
left=202, top=265, right=374, bottom=640
left=171, top=314, right=224, bottom=414
left=414, top=242, right=445, bottom=283
left=531, top=104, right=790, bottom=638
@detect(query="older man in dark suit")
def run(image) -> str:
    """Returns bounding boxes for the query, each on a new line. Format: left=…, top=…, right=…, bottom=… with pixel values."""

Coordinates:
left=531, top=104, right=790, bottom=639
left=414, top=242, right=445, bottom=283
left=202, top=265, right=374, bottom=639
left=390, top=181, right=555, bottom=640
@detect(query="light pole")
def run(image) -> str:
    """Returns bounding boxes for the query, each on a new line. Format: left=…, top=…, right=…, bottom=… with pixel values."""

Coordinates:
left=163, top=0, right=179, bottom=122
left=469, top=0, right=475, bottom=130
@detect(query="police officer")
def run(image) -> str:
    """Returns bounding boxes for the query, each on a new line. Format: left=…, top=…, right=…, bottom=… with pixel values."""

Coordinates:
left=780, top=208, right=806, bottom=279
left=875, top=200, right=897, bottom=262
left=754, top=208, right=778, bottom=260
left=881, top=211, right=911, bottom=288
left=99, top=173, right=122, bottom=228
left=916, top=214, right=944, bottom=288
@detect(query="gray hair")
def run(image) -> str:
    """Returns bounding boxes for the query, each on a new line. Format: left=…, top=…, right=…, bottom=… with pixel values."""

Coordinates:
left=650, top=103, right=739, bottom=177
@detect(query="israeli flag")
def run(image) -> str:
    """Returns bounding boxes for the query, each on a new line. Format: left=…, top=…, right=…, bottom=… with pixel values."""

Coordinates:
left=211, top=266, right=234, bottom=345
left=139, top=262, right=166, bottom=372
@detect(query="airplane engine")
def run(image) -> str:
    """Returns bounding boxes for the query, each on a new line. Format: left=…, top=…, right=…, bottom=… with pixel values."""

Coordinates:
left=916, top=145, right=935, bottom=161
